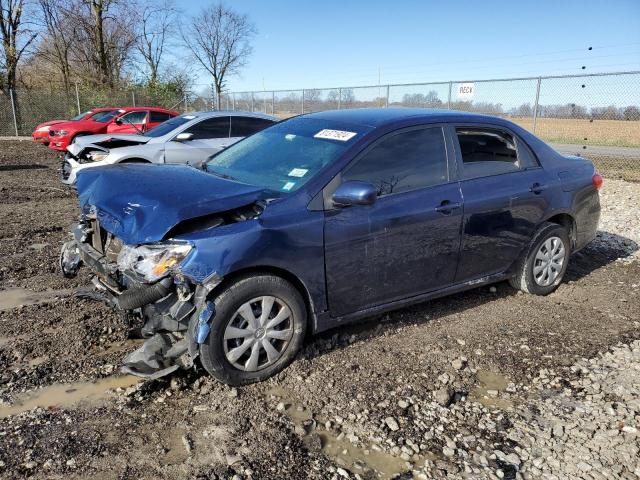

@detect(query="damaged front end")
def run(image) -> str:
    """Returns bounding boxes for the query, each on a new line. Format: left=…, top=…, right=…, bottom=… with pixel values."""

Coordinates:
left=60, top=210, right=222, bottom=380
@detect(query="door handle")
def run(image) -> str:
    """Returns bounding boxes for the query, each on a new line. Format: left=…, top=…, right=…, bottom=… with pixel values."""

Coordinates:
left=530, top=183, right=546, bottom=194
left=435, top=200, right=462, bottom=214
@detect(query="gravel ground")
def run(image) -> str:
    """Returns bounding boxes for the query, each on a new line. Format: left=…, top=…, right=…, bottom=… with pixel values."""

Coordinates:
left=0, top=140, right=638, bottom=480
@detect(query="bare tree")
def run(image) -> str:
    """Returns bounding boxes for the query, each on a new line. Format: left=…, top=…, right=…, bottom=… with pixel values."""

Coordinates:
left=181, top=3, right=255, bottom=108
left=134, top=0, right=175, bottom=84
left=36, top=0, right=77, bottom=92
left=86, top=0, right=111, bottom=86
left=0, top=0, right=38, bottom=93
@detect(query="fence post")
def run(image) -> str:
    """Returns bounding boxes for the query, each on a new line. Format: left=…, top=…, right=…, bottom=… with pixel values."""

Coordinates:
left=75, top=82, right=81, bottom=115
left=386, top=85, right=390, bottom=107
left=447, top=81, right=452, bottom=109
left=232, top=93, right=236, bottom=111
left=9, top=89, right=19, bottom=136
left=272, top=91, right=275, bottom=115
left=132, top=91, right=136, bottom=107
left=301, top=90, right=305, bottom=114
left=251, top=92, right=255, bottom=112
left=338, top=88, right=342, bottom=109
left=532, top=76, right=542, bottom=134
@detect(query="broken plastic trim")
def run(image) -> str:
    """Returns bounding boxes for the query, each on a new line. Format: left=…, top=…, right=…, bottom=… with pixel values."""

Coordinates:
left=59, top=240, right=82, bottom=278
left=197, top=301, right=215, bottom=344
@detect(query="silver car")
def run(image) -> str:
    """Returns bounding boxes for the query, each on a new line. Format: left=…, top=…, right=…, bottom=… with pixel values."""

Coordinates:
left=61, top=111, right=277, bottom=185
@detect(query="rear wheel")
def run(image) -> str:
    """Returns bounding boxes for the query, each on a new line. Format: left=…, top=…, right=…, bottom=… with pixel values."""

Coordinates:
left=509, top=222, right=571, bottom=295
left=200, top=274, right=307, bottom=386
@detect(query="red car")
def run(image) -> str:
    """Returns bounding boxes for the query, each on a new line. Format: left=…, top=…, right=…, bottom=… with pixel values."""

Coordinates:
left=47, top=107, right=179, bottom=152
left=32, top=108, right=114, bottom=146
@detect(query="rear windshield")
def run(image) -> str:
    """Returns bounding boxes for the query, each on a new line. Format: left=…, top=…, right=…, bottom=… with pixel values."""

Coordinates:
left=144, top=115, right=193, bottom=137
left=91, top=110, right=121, bottom=123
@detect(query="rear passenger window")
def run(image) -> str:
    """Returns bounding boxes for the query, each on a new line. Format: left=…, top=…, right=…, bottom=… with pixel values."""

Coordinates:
left=184, top=117, right=230, bottom=140
left=456, top=128, right=520, bottom=179
left=343, top=127, right=448, bottom=197
left=230, top=117, right=275, bottom=137
left=150, top=111, right=172, bottom=123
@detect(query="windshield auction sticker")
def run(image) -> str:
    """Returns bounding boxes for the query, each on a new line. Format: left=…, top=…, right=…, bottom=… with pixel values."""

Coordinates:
left=314, top=129, right=357, bottom=141
left=288, top=168, right=308, bottom=177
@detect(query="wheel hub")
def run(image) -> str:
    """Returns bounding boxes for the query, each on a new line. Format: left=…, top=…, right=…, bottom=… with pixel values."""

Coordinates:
left=222, top=296, right=294, bottom=372
left=533, top=236, right=566, bottom=287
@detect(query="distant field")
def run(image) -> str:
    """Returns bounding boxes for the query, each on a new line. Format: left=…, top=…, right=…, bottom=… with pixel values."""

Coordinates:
left=495, top=117, right=639, bottom=148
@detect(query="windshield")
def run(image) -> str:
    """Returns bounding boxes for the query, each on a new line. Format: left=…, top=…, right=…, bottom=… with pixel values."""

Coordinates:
left=91, top=110, right=121, bottom=123
left=71, top=110, right=92, bottom=121
left=144, top=115, right=193, bottom=137
left=206, top=117, right=370, bottom=192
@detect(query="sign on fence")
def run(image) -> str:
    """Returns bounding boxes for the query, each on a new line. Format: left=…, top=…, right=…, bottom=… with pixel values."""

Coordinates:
left=457, top=83, right=475, bottom=100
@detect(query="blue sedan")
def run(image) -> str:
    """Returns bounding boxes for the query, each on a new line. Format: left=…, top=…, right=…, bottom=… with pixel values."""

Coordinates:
left=61, top=108, right=602, bottom=385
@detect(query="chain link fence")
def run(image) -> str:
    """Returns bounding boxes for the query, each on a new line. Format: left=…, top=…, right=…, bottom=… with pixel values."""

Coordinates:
left=2, top=71, right=639, bottom=181
left=229, top=71, right=640, bottom=182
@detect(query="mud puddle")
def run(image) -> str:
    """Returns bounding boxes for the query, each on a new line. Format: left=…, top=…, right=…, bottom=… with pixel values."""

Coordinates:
left=266, top=386, right=419, bottom=479
left=0, top=287, right=70, bottom=311
left=469, top=370, right=513, bottom=409
left=0, top=375, right=141, bottom=418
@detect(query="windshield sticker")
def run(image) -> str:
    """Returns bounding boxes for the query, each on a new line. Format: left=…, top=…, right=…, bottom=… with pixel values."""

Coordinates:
left=282, top=181, right=296, bottom=191
left=314, top=129, right=357, bottom=141
left=288, top=168, right=308, bottom=178
left=285, top=134, right=296, bottom=141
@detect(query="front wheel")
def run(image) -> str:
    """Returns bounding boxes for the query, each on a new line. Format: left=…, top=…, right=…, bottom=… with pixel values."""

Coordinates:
left=509, top=222, right=571, bottom=295
left=200, top=274, right=307, bottom=386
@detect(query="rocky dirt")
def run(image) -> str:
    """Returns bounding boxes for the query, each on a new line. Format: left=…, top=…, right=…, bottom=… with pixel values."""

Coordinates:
left=0, top=140, right=638, bottom=480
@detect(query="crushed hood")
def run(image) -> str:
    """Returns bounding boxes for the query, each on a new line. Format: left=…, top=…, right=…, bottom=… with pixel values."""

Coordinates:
left=67, top=134, right=150, bottom=156
left=76, top=164, right=270, bottom=245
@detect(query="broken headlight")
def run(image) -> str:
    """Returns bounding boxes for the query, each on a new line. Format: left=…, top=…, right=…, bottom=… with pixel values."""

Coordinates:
left=117, top=243, right=192, bottom=282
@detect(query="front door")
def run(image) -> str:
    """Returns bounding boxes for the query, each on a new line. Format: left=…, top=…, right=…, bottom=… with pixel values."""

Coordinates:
left=109, top=110, right=148, bottom=134
left=324, top=126, right=463, bottom=317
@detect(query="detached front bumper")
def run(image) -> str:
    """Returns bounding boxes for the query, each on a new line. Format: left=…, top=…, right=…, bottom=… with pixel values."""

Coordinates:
left=60, top=222, right=220, bottom=379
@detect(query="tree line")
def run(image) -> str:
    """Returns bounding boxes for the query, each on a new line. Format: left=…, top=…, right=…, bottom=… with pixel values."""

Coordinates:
left=0, top=0, right=255, bottom=107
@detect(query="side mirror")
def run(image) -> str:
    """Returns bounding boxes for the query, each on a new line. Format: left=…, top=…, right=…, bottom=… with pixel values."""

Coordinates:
left=114, top=118, right=123, bottom=125
left=332, top=180, right=377, bottom=208
left=175, top=132, right=194, bottom=142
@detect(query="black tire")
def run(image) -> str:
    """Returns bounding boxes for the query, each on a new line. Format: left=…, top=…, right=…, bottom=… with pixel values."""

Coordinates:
left=200, top=274, right=307, bottom=386
left=509, top=222, right=571, bottom=295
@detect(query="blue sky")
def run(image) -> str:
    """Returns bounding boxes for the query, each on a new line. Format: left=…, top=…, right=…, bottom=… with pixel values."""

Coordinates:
left=178, top=0, right=640, bottom=94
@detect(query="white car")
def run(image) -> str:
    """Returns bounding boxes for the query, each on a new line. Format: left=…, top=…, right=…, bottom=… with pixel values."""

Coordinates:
left=61, top=111, right=277, bottom=185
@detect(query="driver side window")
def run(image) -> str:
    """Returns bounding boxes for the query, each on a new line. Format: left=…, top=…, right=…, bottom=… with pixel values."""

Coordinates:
left=119, top=111, right=148, bottom=124
left=184, top=117, right=231, bottom=140
left=342, top=126, right=449, bottom=197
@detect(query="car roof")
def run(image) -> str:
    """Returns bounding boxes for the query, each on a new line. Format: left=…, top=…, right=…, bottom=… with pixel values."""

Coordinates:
left=302, top=108, right=507, bottom=128
left=182, top=110, right=278, bottom=121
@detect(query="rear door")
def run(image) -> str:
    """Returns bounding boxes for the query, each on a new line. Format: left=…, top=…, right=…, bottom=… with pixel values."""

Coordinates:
left=452, top=124, right=554, bottom=282
left=164, top=116, right=231, bottom=165
left=324, top=125, right=463, bottom=317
